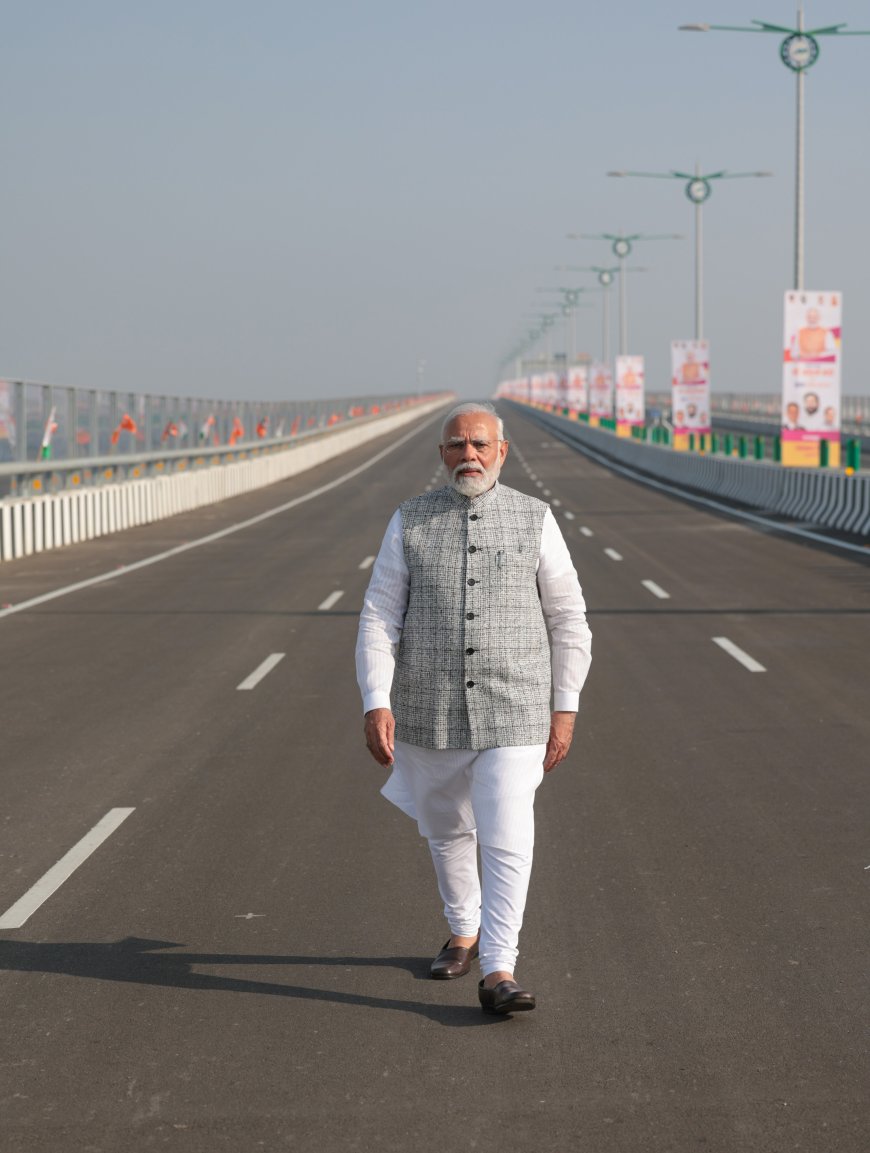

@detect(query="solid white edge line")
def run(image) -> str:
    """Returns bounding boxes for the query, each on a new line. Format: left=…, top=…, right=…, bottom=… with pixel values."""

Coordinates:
left=318, top=590, right=345, bottom=611
left=604, top=548, right=623, bottom=561
left=0, top=808, right=136, bottom=930
left=359, top=556, right=376, bottom=570
left=0, top=410, right=447, bottom=622
left=533, top=415, right=870, bottom=557
left=641, top=579, right=671, bottom=599
left=237, top=652, right=286, bottom=691
left=712, top=636, right=767, bottom=673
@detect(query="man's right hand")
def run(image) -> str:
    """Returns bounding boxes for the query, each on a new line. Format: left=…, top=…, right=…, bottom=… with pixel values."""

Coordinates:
left=364, top=708, right=395, bottom=766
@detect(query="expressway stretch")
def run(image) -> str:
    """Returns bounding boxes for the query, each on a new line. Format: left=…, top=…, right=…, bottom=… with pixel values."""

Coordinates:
left=0, top=404, right=867, bottom=1153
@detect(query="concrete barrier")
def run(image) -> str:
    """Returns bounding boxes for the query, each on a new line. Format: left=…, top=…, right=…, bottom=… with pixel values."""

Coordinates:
left=515, top=404, right=870, bottom=538
left=0, top=398, right=447, bottom=563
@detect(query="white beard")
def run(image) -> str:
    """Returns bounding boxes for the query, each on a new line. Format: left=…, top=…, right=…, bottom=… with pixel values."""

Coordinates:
left=449, top=457, right=501, bottom=497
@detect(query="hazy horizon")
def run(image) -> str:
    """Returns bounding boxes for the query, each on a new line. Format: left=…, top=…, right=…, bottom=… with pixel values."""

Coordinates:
left=2, top=2, right=868, bottom=402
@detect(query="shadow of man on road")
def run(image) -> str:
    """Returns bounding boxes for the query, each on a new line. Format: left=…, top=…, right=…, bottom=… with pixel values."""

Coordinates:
left=0, top=937, right=508, bottom=1028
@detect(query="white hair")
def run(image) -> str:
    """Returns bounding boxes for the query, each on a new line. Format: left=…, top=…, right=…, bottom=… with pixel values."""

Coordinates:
left=440, top=402, right=504, bottom=443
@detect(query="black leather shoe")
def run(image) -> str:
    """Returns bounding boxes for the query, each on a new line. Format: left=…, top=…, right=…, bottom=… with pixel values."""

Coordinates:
left=430, top=938, right=479, bottom=979
left=478, top=978, right=536, bottom=1014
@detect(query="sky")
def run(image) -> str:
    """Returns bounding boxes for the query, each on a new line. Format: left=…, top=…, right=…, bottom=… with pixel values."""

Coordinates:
left=1, top=1, right=868, bottom=403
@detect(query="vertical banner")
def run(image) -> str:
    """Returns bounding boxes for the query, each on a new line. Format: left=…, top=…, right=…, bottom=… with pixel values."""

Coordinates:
left=544, top=371, right=559, bottom=408
left=670, top=340, right=711, bottom=450
left=615, top=355, right=645, bottom=437
left=588, top=362, right=613, bottom=427
left=781, top=291, right=842, bottom=467
left=567, top=365, right=588, bottom=415
left=531, top=374, right=544, bottom=406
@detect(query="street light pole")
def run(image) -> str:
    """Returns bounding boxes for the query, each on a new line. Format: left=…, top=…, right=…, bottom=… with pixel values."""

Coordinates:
left=567, top=231, right=679, bottom=355
left=679, top=7, right=870, bottom=291
left=607, top=168, right=771, bottom=339
left=555, top=265, right=642, bottom=363
left=794, top=6, right=806, bottom=290
left=535, top=287, right=594, bottom=365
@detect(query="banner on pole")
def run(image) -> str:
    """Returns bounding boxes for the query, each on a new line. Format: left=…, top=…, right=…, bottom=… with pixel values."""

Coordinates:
left=781, top=291, right=842, bottom=467
left=615, top=356, right=645, bottom=437
left=567, top=365, right=588, bottom=414
left=588, top=362, right=613, bottom=426
left=670, top=340, right=711, bottom=449
left=543, top=371, right=559, bottom=407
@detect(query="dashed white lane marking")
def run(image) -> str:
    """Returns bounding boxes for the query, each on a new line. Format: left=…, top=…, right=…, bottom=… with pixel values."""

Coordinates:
left=359, top=556, right=376, bottom=570
left=0, top=411, right=445, bottom=623
left=318, top=590, right=345, bottom=611
left=237, top=652, right=286, bottom=690
left=535, top=481, right=544, bottom=488
left=712, top=636, right=766, bottom=673
left=563, top=511, right=575, bottom=520
left=0, top=808, right=136, bottom=930
left=551, top=499, right=561, bottom=507
left=543, top=489, right=551, bottom=496
left=529, top=474, right=537, bottom=481
left=604, top=548, right=623, bottom=561
left=579, top=526, right=593, bottom=537
left=642, top=579, right=671, bottom=599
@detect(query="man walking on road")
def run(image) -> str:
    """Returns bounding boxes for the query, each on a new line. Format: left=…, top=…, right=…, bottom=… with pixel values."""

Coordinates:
left=356, top=402, right=592, bottom=1014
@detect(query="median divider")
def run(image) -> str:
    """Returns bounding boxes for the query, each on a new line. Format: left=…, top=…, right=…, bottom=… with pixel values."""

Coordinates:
left=512, top=403, right=870, bottom=538
left=0, top=397, right=449, bottom=563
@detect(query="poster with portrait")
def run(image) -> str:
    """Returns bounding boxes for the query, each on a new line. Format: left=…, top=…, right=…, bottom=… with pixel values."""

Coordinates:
left=588, top=362, right=613, bottom=425
left=567, top=365, right=588, bottom=414
left=615, top=355, right=645, bottom=437
left=670, top=340, right=711, bottom=449
left=543, top=371, right=559, bottom=407
left=781, top=291, right=842, bottom=467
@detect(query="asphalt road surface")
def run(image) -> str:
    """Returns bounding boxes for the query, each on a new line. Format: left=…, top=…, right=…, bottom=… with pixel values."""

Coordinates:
left=1, top=404, right=868, bottom=1153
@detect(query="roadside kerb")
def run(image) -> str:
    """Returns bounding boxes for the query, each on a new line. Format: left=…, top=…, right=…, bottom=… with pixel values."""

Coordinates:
left=0, top=398, right=448, bottom=563
left=511, top=404, right=870, bottom=537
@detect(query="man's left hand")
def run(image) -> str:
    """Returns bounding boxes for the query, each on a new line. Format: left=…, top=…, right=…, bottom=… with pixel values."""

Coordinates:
left=543, top=711, right=576, bottom=773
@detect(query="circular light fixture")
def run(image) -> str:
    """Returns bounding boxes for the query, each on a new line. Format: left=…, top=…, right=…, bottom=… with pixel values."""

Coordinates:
left=781, top=33, right=819, bottom=71
left=686, top=178, right=712, bottom=204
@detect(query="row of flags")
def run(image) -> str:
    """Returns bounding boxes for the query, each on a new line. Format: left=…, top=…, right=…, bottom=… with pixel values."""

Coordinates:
left=35, top=411, right=320, bottom=459
left=0, top=390, right=428, bottom=462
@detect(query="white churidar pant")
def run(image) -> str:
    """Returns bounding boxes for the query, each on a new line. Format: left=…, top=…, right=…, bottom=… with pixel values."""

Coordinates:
left=383, top=740, right=546, bottom=977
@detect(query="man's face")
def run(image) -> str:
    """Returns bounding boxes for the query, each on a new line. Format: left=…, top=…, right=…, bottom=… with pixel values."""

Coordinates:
left=787, top=403, right=799, bottom=423
left=804, top=393, right=819, bottom=415
left=440, top=412, right=508, bottom=497
left=806, top=307, right=821, bottom=327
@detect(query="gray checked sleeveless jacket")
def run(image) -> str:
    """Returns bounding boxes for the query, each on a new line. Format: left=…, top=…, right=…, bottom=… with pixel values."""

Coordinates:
left=392, top=482, right=551, bottom=750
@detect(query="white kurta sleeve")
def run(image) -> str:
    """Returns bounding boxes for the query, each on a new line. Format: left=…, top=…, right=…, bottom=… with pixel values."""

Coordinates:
left=537, top=507, right=592, bottom=712
left=355, top=509, right=409, bottom=714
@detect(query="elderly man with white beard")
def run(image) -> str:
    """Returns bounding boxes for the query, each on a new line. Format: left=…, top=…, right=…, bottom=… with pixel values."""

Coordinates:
left=356, top=402, right=592, bottom=1014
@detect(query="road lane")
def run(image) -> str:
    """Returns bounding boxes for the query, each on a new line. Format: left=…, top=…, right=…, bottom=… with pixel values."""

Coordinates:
left=1, top=403, right=868, bottom=1151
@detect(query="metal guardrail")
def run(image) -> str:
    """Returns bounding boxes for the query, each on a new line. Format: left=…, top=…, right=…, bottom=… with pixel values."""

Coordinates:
left=646, top=391, right=868, bottom=435
left=509, top=401, right=870, bottom=538
left=0, top=394, right=454, bottom=563
left=0, top=380, right=440, bottom=498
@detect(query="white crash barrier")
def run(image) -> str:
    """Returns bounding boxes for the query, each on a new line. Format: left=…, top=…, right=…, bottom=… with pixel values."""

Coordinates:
left=522, top=406, right=870, bottom=538
left=0, top=400, right=446, bottom=562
